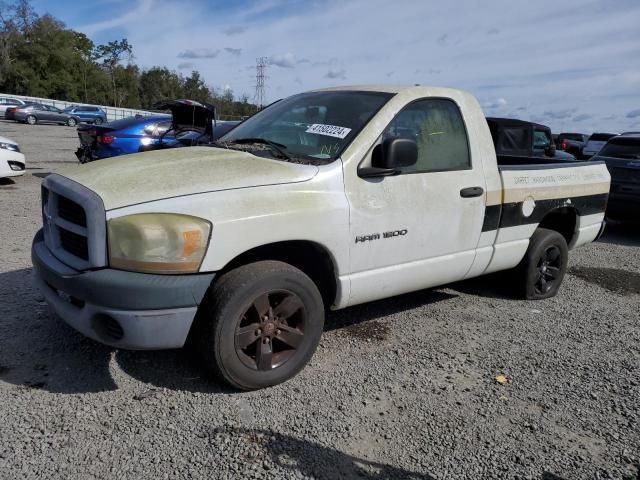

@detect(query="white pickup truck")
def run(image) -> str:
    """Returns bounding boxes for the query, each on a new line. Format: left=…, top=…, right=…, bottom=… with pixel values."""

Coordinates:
left=32, top=86, right=610, bottom=389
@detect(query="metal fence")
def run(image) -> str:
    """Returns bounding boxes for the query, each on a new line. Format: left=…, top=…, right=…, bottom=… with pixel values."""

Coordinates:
left=1, top=93, right=249, bottom=123
left=0, top=93, right=156, bottom=121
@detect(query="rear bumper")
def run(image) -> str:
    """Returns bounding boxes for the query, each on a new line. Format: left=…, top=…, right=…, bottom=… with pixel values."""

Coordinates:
left=31, top=230, right=215, bottom=350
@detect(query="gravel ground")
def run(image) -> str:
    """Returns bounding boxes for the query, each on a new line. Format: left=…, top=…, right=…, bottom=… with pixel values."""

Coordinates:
left=0, top=120, right=639, bottom=480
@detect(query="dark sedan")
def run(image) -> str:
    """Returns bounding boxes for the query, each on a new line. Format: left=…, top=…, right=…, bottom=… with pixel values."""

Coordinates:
left=593, top=135, right=640, bottom=222
left=13, top=103, right=81, bottom=126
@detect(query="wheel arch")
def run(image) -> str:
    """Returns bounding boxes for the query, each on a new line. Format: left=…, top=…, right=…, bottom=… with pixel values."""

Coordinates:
left=537, top=206, right=578, bottom=248
left=217, top=240, right=339, bottom=307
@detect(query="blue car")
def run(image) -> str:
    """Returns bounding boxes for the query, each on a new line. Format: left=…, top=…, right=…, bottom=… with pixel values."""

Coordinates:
left=63, top=105, right=108, bottom=125
left=75, top=115, right=175, bottom=163
left=75, top=99, right=240, bottom=163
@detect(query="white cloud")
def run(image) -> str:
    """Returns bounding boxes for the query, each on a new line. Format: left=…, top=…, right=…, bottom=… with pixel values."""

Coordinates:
left=177, top=62, right=195, bottom=70
left=268, top=52, right=307, bottom=68
left=67, top=0, right=640, bottom=132
left=483, top=98, right=508, bottom=110
left=325, top=69, right=346, bottom=80
left=223, top=26, right=245, bottom=36
left=78, top=0, right=153, bottom=35
left=627, top=109, right=640, bottom=119
left=178, top=49, right=220, bottom=59
left=224, top=47, right=242, bottom=57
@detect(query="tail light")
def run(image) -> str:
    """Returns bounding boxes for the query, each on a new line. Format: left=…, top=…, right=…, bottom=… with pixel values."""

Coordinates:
left=97, top=135, right=114, bottom=144
left=560, top=140, right=568, bottom=150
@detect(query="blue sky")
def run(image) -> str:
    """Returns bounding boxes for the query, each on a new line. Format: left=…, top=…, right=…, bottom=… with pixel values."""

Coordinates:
left=32, top=0, right=640, bottom=132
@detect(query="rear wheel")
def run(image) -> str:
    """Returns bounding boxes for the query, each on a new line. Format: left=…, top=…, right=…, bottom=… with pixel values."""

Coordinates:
left=518, top=228, right=568, bottom=300
left=66, top=117, right=77, bottom=127
left=26, top=115, right=37, bottom=125
left=94, top=117, right=104, bottom=125
left=192, top=260, right=324, bottom=390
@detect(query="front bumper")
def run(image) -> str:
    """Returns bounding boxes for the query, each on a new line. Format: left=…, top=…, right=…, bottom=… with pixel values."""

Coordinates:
left=31, top=230, right=215, bottom=350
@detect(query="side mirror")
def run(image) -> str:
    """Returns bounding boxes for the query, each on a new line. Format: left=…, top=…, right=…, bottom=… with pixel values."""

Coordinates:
left=544, top=144, right=556, bottom=157
left=359, top=137, right=418, bottom=178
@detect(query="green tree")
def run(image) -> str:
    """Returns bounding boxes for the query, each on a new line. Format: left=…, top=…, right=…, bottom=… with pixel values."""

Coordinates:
left=95, top=38, right=132, bottom=106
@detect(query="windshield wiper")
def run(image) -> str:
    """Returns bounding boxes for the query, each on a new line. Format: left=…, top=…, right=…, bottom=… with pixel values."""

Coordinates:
left=219, top=137, right=291, bottom=160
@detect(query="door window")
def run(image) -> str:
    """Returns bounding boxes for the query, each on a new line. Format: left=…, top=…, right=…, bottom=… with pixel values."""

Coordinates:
left=382, top=98, right=471, bottom=173
left=533, top=129, right=551, bottom=149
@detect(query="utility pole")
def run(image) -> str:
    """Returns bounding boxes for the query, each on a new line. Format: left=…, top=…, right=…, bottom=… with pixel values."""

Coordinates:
left=254, top=57, right=268, bottom=109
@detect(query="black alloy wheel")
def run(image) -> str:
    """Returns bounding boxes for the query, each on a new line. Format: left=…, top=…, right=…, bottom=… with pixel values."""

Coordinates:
left=534, top=245, right=563, bottom=295
left=518, top=227, right=569, bottom=300
left=234, top=290, right=306, bottom=371
left=192, top=260, right=324, bottom=390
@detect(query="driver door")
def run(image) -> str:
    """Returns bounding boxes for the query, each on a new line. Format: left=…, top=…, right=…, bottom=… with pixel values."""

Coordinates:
left=345, top=98, right=486, bottom=306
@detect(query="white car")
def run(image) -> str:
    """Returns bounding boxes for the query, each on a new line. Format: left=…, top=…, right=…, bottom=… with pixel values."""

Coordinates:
left=0, top=136, right=25, bottom=178
left=0, top=96, right=27, bottom=118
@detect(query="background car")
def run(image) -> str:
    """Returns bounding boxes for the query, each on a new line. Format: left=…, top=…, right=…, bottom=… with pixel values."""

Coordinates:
left=555, top=132, right=588, bottom=158
left=486, top=117, right=577, bottom=162
left=75, top=99, right=240, bottom=162
left=0, top=135, right=26, bottom=179
left=12, top=103, right=81, bottom=126
left=75, top=115, right=174, bottom=162
left=0, top=97, right=27, bottom=118
left=592, top=134, right=640, bottom=222
left=4, top=102, right=36, bottom=120
left=63, top=105, right=107, bottom=124
left=582, top=132, right=618, bottom=158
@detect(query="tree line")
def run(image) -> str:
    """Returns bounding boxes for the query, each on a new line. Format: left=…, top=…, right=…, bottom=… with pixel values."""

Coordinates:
left=0, top=0, right=257, bottom=117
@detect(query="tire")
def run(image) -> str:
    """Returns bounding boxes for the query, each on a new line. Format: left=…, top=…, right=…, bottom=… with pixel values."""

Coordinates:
left=517, top=228, right=568, bottom=300
left=26, top=115, right=37, bottom=125
left=94, top=117, right=104, bottom=125
left=192, top=260, right=324, bottom=390
left=66, top=117, right=77, bottom=127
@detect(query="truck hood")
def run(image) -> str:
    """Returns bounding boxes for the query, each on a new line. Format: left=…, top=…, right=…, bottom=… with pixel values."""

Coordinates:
left=57, top=147, right=319, bottom=210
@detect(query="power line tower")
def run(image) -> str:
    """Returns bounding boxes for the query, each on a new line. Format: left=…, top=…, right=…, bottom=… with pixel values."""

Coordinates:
left=254, top=57, right=268, bottom=109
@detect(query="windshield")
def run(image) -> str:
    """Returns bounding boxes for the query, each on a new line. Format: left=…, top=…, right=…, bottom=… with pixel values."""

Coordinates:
left=599, top=139, right=640, bottom=159
left=219, top=91, right=394, bottom=162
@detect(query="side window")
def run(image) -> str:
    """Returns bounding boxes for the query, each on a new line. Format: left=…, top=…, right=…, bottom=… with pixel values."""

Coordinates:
left=382, top=98, right=471, bottom=173
left=533, top=129, right=551, bottom=149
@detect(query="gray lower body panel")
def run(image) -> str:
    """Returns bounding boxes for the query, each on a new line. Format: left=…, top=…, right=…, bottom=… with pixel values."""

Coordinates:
left=31, top=230, right=215, bottom=350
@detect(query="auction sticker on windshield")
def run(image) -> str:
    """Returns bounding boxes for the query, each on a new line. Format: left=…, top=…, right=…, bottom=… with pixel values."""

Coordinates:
left=306, top=124, right=352, bottom=139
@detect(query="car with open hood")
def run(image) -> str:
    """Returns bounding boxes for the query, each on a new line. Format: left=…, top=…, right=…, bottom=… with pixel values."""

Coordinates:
left=75, top=99, right=239, bottom=163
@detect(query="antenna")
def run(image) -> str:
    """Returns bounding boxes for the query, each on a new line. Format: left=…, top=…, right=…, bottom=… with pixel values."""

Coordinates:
left=254, top=57, right=268, bottom=109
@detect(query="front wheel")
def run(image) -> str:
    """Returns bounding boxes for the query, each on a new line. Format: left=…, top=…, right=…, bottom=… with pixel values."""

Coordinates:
left=26, top=115, right=37, bottom=125
left=518, top=228, right=568, bottom=300
left=66, top=117, right=77, bottom=127
left=192, top=260, right=325, bottom=390
left=94, top=117, right=104, bottom=125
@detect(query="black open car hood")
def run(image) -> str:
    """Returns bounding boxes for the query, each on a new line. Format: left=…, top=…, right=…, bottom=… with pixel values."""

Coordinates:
left=153, top=99, right=216, bottom=137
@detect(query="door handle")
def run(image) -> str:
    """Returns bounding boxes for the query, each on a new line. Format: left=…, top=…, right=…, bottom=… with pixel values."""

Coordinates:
left=460, top=186, right=484, bottom=198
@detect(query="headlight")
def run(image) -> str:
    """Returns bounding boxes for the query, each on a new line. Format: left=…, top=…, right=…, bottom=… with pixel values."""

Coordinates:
left=108, top=213, right=211, bottom=274
left=0, top=142, right=20, bottom=152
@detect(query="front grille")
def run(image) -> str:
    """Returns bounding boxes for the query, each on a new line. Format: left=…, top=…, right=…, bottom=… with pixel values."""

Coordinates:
left=58, top=195, right=87, bottom=227
left=41, top=174, right=107, bottom=271
left=59, top=229, right=89, bottom=260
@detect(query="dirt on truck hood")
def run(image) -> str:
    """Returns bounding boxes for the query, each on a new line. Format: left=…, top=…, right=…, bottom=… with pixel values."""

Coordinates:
left=57, top=147, right=319, bottom=210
